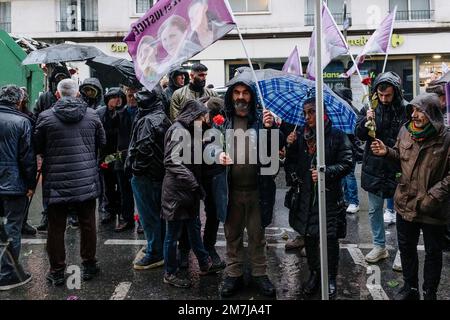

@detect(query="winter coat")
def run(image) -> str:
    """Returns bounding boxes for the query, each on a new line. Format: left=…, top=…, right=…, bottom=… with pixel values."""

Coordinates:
left=356, top=72, right=409, bottom=198
left=161, top=100, right=208, bottom=221
left=126, top=90, right=172, bottom=182
left=34, top=66, right=71, bottom=115
left=218, top=80, right=281, bottom=228
left=386, top=93, right=450, bottom=225
left=285, top=122, right=353, bottom=238
left=169, top=84, right=217, bottom=121
left=0, top=103, right=37, bottom=195
left=33, top=97, right=106, bottom=206
left=79, top=78, right=104, bottom=109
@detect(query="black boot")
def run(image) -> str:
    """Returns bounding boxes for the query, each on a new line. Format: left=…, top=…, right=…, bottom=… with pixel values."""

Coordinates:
left=220, top=275, right=244, bottom=297
left=253, top=275, right=276, bottom=297
left=21, top=222, right=37, bottom=236
left=395, top=284, right=420, bottom=300
left=302, top=270, right=320, bottom=296
left=423, top=289, right=437, bottom=300
left=207, top=247, right=226, bottom=269
left=36, top=213, right=48, bottom=232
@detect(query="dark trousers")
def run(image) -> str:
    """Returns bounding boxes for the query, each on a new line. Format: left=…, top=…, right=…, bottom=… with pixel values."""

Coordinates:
left=101, top=168, right=120, bottom=215
left=116, top=170, right=135, bottom=223
left=304, top=236, right=340, bottom=280
left=396, top=214, right=446, bottom=293
left=202, top=176, right=220, bottom=250
left=0, top=195, right=27, bottom=280
left=47, top=199, right=97, bottom=272
left=164, top=217, right=209, bottom=275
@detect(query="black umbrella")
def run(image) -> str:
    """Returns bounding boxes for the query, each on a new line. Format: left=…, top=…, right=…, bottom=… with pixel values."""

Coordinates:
left=22, top=43, right=104, bottom=65
left=86, top=55, right=142, bottom=88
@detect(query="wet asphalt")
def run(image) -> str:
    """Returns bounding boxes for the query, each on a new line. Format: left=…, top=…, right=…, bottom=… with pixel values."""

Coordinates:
left=0, top=165, right=449, bottom=301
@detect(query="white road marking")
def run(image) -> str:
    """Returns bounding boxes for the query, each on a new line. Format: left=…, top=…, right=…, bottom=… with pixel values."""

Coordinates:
left=104, top=240, right=147, bottom=245
left=110, top=282, right=132, bottom=300
left=21, top=239, right=47, bottom=245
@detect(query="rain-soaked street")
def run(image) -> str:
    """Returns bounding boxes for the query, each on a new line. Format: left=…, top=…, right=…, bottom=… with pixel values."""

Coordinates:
left=1, top=165, right=449, bottom=301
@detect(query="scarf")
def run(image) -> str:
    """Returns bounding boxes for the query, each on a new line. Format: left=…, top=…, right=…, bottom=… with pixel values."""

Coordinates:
left=303, top=115, right=330, bottom=154
left=406, top=121, right=436, bottom=141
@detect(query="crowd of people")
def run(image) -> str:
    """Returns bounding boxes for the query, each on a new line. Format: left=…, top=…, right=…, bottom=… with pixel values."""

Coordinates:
left=0, top=63, right=449, bottom=300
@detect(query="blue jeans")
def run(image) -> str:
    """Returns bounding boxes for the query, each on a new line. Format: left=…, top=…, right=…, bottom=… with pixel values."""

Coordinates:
left=368, top=192, right=386, bottom=248
left=164, top=216, right=209, bottom=275
left=342, top=165, right=359, bottom=206
left=131, top=176, right=164, bottom=259
left=0, top=195, right=27, bottom=280
left=386, top=197, right=394, bottom=211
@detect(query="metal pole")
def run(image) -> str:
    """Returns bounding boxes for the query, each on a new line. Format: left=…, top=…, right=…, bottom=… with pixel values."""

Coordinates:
left=235, top=24, right=267, bottom=110
left=314, top=0, right=329, bottom=301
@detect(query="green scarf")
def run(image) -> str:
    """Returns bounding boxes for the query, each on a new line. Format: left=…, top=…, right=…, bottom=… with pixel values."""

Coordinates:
left=406, top=122, right=436, bottom=141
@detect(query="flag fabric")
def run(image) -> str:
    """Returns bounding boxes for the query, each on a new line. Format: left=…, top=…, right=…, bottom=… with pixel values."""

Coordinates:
left=306, top=2, right=349, bottom=80
left=124, top=0, right=236, bottom=91
left=343, top=7, right=397, bottom=78
left=442, top=62, right=449, bottom=75
left=282, top=46, right=303, bottom=76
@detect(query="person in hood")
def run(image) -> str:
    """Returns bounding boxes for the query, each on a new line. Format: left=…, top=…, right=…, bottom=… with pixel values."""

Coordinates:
left=217, top=79, right=280, bottom=298
left=33, top=79, right=106, bottom=286
left=285, top=98, right=352, bottom=299
left=355, top=71, right=409, bottom=264
left=126, top=89, right=172, bottom=270
left=96, top=88, right=125, bottom=225
left=161, top=100, right=224, bottom=288
left=164, top=69, right=189, bottom=102
left=0, top=85, right=36, bottom=291
left=34, top=66, right=71, bottom=116
left=169, top=63, right=217, bottom=121
left=80, top=78, right=104, bottom=110
left=371, top=93, right=450, bottom=300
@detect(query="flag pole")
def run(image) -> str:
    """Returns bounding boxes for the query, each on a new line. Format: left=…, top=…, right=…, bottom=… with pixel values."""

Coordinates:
left=235, top=24, right=267, bottom=110
left=314, top=0, right=329, bottom=301
left=382, top=6, right=397, bottom=73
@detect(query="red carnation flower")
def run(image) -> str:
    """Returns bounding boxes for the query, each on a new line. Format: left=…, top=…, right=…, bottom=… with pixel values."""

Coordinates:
left=212, top=114, right=225, bottom=126
left=100, top=162, right=109, bottom=170
left=362, top=77, right=372, bottom=86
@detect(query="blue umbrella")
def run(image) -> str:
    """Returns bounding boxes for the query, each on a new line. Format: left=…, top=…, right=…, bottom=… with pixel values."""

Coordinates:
left=229, top=68, right=356, bottom=134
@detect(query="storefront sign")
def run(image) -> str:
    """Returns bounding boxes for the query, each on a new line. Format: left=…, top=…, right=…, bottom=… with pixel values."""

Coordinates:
left=348, top=34, right=404, bottom=48
left=110, top=43, right=128, bottom=53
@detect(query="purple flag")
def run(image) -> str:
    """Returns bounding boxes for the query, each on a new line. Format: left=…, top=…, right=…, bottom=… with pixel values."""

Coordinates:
left=124, top=0, right=236, bottom=90
left=306, top=2, right=348, bottom=80
left=343, top=7, right=397, bottom=78
left=282, top=46, right=303, bottom=76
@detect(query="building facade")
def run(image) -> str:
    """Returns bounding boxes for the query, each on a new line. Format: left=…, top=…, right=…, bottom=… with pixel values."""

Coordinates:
left=1, top=0, right=450, bottom=107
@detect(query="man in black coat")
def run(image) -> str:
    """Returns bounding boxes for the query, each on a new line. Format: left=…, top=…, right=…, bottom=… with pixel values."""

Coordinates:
left=355, top=72, right=409, bottom=264
left=285, top=98, right=353, bottom=299
left=0, top=85, right=36, bottom=291
left=126, top=89, right=171, bottom=270
left=34, top=79, right=106, bottom=285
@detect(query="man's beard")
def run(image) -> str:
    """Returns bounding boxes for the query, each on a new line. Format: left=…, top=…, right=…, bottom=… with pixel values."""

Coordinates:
left=192, top=78, right=206, bottom=90
left=234, top=100, right=249, bottom=113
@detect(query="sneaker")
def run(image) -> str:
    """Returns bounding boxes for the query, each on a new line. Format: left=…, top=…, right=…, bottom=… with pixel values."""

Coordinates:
left=21, top=222, right=37, bottom=236
left=199, top=258, right=225, bottom=276
left=114, top=221, right=135, bottom=233
left=392, top=250, right=402, bottom=272
left=395, top=284, right=420, bottom=300
left=253, top=275, right=276, bottom=297
left=383, top=209, right=396, bottom=225
left=100, top=211, right=113, bottom=225
left=163, top=272, right=191, bottom=288
left=220, top=275, right=244, bottom=297
left=0, top=273, right=32, bottom=291
left=346, top=204, right=360, bottom=214
left=68, top=215, right=80, bottom=230
left=134, top=246, right=148, bottom=263
left=46, top=270, right=65, bottom=286
left=136, top=224, right=144, bottom=234
left=133, top=256, right=164, bottom=270
left=365, top=246, right=389, bottom=263
left=285, top=235, right=305, bottom=251
left=82, top=263, right=100, bottom=281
